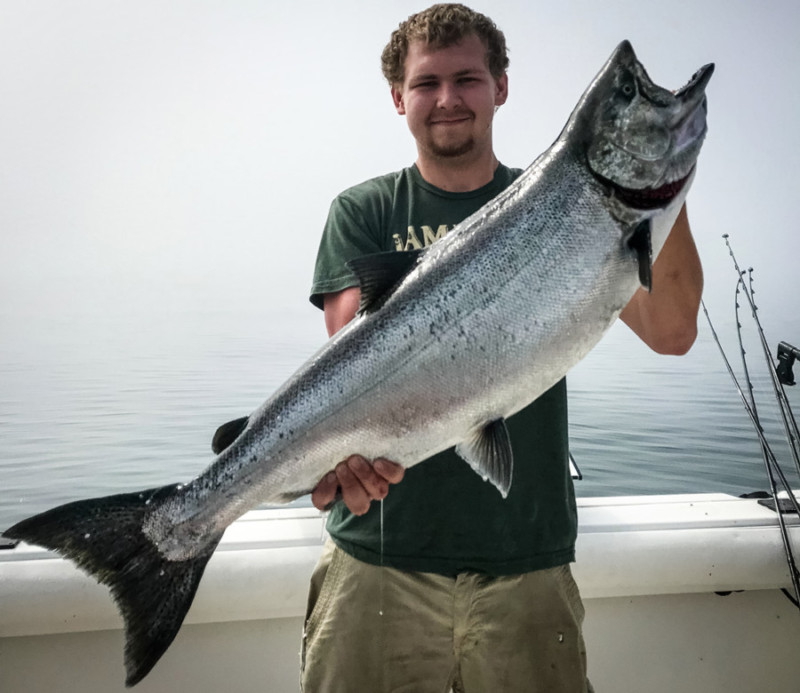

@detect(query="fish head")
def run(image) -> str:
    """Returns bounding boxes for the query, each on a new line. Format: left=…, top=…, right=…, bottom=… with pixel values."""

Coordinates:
left=566, top=41, right=713, bottom=217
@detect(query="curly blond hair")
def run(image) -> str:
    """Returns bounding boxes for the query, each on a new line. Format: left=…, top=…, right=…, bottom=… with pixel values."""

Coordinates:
left=381, top=4, right=509, bottom=85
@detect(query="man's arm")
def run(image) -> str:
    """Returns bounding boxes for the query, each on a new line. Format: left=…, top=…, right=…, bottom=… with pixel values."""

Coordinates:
left=310, top=287, right=405, bottom=515
left=620, top=204, right=703, bottom=354
left=322, top=286, right=361, bottom=336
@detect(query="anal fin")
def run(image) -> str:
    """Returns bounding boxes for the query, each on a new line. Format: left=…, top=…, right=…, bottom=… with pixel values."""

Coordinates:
left=455, top=418, right=514, bottom=498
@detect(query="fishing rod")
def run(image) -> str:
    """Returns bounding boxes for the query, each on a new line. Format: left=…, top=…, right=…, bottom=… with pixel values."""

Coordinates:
left=744, top=268, right=800, bottom=481
left=733, top=274, right=800, bottom=510
left=727, top=236, right=800, bottom=476
left=703, top=300, right=800, bottom=569
left=735, top=274, right=800, bottom=607
left=701, top=301, right=800, bottom=607
left=701, top=235, right=800, bottom=608
left=702, top=292, right=800, bottom=510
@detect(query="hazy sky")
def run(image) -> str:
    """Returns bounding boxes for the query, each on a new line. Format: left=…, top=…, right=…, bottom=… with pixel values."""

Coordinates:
left=2, top=0, right=798, bottom=328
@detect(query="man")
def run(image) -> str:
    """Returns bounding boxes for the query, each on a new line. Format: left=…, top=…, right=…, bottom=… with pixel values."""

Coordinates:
left=301, top=5, right=703, bottom=692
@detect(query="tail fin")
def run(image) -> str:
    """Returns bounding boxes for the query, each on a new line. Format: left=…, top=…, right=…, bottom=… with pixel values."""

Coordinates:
left=3, top=484, right=223, bottom=687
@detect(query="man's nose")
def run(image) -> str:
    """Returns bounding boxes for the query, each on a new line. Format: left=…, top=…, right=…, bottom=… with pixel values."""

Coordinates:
left=436, top=82, right=461, bottom=109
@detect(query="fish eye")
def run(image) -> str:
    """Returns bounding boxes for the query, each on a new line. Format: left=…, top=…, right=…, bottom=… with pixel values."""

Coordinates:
left=618, top=71, right=637, bottom=100
left=618, top=75, right=636, bottom=101
left=621, top=80, right=636, bottom=98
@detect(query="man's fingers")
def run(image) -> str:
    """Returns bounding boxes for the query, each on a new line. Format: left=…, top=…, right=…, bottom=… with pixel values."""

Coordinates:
left=374, top=458, right=405, bottom=484
left=348, top=455, right=390, bottom=500
left=336, top=458, right=371, bottom=515
left=312, top=456, right=406, bottom=515
left=311, top=471, right=338, bottom=512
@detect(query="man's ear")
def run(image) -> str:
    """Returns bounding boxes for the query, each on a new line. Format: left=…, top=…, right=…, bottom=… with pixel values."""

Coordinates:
left=391, top=85, right=406, bottom=115
left=495, top=72, right=509, bottom=107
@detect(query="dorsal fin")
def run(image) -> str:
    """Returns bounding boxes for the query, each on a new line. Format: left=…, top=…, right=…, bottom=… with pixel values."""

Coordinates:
left=346, top=249, right=425, bottom=314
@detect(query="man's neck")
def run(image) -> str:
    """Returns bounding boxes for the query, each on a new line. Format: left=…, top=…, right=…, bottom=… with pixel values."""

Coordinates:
left=415, top=150, right=500, bottom=192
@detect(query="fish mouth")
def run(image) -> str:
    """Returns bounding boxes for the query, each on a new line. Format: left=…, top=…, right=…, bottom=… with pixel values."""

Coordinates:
left=601, top=168, right=693, bottom=210
left=674, top=63, right=715, bottom=99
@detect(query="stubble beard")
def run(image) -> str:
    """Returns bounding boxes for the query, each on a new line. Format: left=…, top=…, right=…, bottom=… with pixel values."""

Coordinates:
left=423, top=111, right=491, bottom=162
left=425, top=119, right=477, bottom=160
left=429, top=136, right=476, bottom=159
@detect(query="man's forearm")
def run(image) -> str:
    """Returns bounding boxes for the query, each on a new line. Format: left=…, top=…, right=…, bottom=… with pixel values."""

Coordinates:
left=620, top=204, right=704, bottom=355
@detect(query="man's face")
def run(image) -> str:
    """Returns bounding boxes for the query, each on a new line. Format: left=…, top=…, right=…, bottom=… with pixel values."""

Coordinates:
left=391, top=34, right=508, bottom=162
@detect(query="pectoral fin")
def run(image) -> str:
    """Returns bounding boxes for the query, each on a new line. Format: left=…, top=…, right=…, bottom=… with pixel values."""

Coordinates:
left=346, top=250, right=425, bottom=314
left=455, top=418, right=514, bottom=498
left=627, top=219, right=652, bottom=292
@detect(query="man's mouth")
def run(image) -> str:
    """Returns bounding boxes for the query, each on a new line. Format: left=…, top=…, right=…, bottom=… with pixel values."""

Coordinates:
left=430, top=114, right=473, bottom=126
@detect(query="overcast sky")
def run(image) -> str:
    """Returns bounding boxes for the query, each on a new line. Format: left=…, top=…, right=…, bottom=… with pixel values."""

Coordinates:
left=1, top=1, right=798, bottom=328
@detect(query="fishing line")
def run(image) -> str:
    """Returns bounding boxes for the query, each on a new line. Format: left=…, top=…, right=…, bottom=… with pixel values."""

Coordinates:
left=379, top=497, right=385, bottom=618
left=379, top=498, right=385, bottom=689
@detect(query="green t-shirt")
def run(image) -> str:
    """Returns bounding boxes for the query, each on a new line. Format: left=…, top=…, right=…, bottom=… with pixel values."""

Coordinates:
left=310, top=164, right=577, bottom=576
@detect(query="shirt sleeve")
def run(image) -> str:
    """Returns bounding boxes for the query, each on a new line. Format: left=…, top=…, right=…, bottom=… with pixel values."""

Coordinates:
left=309, top=192, right=384, bottom=310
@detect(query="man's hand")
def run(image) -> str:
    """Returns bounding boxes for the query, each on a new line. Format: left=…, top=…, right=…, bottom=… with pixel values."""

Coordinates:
left=311, top=456, right=405, bottom=515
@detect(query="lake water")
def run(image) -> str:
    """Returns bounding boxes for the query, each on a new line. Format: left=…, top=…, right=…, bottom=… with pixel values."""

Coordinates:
left=1, top=302, right=799, bottom=531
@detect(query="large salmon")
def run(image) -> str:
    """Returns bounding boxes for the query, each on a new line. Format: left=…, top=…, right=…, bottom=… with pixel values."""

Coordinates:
left=4, top=41, right=713, bottom=686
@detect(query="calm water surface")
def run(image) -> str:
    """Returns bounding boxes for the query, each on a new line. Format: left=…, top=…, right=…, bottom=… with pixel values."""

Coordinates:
left=1, top=304, right=798, bottom=530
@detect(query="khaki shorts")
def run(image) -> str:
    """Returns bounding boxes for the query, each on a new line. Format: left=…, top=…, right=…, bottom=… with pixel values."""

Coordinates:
left=301, top=540, right=592, bottom=693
